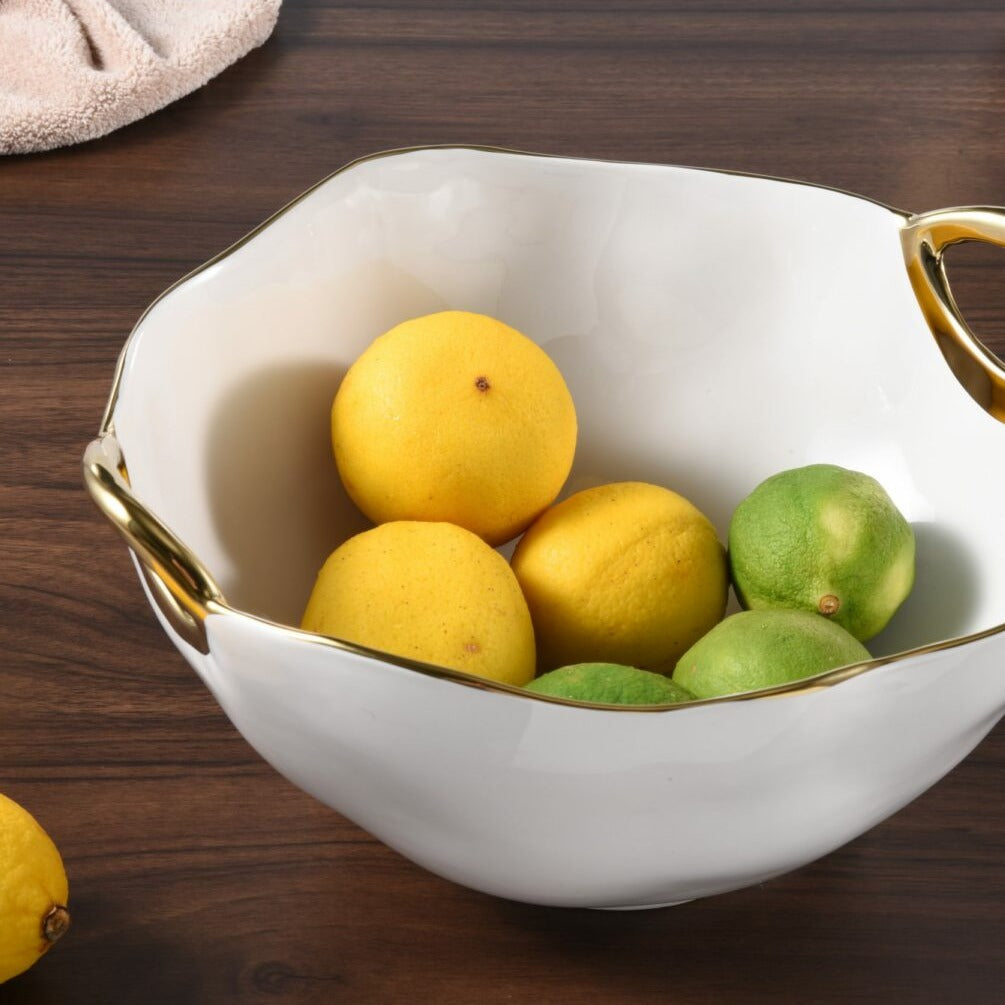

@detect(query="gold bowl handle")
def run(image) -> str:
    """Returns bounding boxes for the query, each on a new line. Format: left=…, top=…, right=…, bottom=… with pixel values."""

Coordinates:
left=82, top=434, right=222, bottom=653
left=902, top=207, right=1005, bottom=422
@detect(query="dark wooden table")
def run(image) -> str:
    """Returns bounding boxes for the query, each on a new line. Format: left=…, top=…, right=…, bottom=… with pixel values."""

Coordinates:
left=2, top=2, right=1003, bottom=1001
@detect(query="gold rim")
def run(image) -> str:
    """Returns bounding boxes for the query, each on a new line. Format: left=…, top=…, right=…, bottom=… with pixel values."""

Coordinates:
left=83, top=145, right=1005, bottom=711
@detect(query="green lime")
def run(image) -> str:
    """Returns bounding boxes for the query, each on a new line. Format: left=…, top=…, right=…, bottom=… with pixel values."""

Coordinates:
left=728, top=464, right=915, bottom=641
left=525, top=662, right=694, bottom=705
left=672, top=609, right=870, bottom=699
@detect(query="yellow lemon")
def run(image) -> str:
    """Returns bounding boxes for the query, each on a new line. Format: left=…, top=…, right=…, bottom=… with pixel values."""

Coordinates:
left=511, top=482, right=728, bottom=673
left=332, top=311, right=577, bottom=546
left=0, top=793, right=70, bottom=984
left=302, top=520, right=536, bottom=685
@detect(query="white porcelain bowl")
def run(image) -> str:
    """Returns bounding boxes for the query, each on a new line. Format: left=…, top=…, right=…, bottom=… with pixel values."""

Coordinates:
left=84, top=147, right=1005, bottom=909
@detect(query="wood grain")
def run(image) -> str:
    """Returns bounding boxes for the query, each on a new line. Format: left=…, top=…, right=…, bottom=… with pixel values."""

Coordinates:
left=1, top=2, right=1003, bottom=1001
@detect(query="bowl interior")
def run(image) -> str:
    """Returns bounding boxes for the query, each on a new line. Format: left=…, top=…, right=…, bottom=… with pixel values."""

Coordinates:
left=110, top=148, right=1005, bottom=658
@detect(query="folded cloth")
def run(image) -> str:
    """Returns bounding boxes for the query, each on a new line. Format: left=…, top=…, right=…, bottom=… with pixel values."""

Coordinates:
left=0, top=0, right=281, bottom=154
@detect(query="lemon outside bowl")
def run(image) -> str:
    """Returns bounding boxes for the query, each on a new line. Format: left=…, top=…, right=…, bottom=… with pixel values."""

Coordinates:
left=84, top=147, right=1005, bottom=909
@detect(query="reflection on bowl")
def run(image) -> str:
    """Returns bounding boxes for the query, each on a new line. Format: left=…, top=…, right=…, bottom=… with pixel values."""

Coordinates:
left=84, top=147, right=1005, bottom=908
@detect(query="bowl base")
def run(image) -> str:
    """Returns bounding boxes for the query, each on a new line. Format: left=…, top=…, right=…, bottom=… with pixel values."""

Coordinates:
left=593, top=899, right=694, bottom=911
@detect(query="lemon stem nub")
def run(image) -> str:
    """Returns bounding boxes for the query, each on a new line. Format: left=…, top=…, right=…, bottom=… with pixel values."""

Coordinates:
left=42, top=905, right=70, bottom=944
left=475, top=375, right=490, bottom=392
left=818, top=594, right=841, bottom=616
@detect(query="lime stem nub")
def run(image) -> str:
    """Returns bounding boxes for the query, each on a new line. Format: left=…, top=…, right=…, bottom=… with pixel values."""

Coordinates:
left=818, top=594, right=841, bottom=616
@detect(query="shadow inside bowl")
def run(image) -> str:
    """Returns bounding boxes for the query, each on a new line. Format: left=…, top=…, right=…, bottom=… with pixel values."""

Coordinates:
left=869, top=520, right=982, bottom=657
left=205, top=362, right=372, bottom=627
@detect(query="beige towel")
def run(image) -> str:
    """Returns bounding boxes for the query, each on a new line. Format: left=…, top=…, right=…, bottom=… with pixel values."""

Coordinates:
left=1, top=0, right=281, bottom=154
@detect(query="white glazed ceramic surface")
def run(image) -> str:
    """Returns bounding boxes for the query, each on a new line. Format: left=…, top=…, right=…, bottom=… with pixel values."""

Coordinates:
left=97, top=148, right=1005, bottom=908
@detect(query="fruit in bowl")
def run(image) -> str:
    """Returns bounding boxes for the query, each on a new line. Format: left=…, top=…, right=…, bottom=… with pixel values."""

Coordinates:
left=307, top=310, right=908, bottom=706
left=511, top=480, right=728, bottom=675
left=312, top=310, right=736, bottom=691
left=301, top=519, right=536, bottom=686
left=331, top=311, right=577, bottom=546
left=728, top=463, right=916, bottom=641
left=526, top=663, right=695, bottom=706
